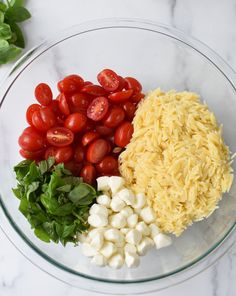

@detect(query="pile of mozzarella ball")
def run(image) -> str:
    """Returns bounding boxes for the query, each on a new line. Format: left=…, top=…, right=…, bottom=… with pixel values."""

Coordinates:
left=80, top=176, right=172, bottom=269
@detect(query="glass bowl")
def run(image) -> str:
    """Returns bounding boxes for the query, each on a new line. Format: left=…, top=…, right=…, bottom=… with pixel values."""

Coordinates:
left=0, top=19, right=236, bottom=294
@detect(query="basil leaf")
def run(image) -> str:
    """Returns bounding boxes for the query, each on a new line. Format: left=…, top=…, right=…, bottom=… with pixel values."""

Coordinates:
left=26, top=181, right=39, bottom=200
left=0, top=43, right=21, bottom=64
left=40, top=193, right=59, bottom=213
left=0, top=11, right=4, bottom=22
left=0, top=23, right=12, bottom=39
left=38, top=159, right=48, bottom=175
left=53, top=203, right=75, bottom=216
left=14, top=159, right=31, bottom=182
left=5, top=6, right=31, bottom=23
left=34, top=228, right=50, bottom=243
left=57, top=184, right=72, bottom=193
left=10, top=0, right=25, bottom=7
left=0, top=3, right=7, bottom=12
left=23, top=161, right=40, bottom=185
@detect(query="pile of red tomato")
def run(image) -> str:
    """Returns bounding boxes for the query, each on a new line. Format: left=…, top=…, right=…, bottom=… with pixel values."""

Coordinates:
left=18, top=69, right=144, bottom=184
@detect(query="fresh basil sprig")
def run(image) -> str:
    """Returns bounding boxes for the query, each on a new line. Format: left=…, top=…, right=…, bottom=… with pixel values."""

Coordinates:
left=13, top=158, right=98, bottom=245
left=0, top=0, right=31, bottom=65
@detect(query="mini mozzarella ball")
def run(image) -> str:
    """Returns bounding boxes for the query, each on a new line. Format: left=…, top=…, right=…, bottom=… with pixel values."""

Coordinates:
left=81, top=243, right=97, bottom=257
left=108, top=253, right=124, bottom=269
left=77, top=233, right=87, bottom=243
left=96, top=194, right=111, bottom=208
left=100, top=242, right=117, bottom=259
left=88, top=214, right=108, bottom=228
left=137, top=237, right=154, bottom=256
left=110, top=214, right=126, bottom=229
left=117, top=247, right=125, bottom=255
left=117, top=188, right=135, bottom=206
left=104, top=228, right=124, bottom=243
left=127, top=214, right=138, bottom=228
left=109, top=176, right=125, bottom=194
left=110, top=197, right=126, bottom=212
left=88, top=228, right=104, bottom=239
left=149, top=223, right=160, bottom=238
left=133, top=193, right=146, bottom=209
left=125, top=229, right=142, bottom=245
left=153, top=233, right=172, bottom=249
left=133, top=207, right=142, bottom=215
left=89, top=204, right=108, bottom=217
left=124, top=243, right=137, bottom=254
left=140, top=207, right=156, bottom=224
left=97, top=176, right=110, bottom=191
left=90, top=232, right=104, bottom=251
left=120, top=228, right=130, bottom=235
left=116, top=239, right=126, bottom=248
left=120, top=206, right=133, bottom=218
left=91, top=254, right=107, bottom=267
left=125, top=251, right=140, bottom=268
left=135, top=221, right=150, bottom=236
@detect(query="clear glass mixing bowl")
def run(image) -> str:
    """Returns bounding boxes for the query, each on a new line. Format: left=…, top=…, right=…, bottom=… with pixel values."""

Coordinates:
left=0, top=19, right=236, bottom=294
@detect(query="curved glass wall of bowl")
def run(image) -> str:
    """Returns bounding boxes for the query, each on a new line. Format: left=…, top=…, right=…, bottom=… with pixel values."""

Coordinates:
left=0, top=19, right=236, bottom=294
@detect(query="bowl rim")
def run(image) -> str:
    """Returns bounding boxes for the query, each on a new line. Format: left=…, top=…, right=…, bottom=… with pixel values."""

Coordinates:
left=0, top=17, right=236, bottom=292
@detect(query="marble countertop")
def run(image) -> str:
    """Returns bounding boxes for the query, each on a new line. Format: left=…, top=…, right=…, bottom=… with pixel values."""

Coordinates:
left=0, top=0, right=236, bottom=295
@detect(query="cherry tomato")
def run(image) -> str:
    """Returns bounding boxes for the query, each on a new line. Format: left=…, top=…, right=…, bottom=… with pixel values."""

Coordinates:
left=69, top=93, right=90, bottom=114
left=58, top=93, right=70, bottom=115
left=87, top=97, right=109, bottom=121
left=35, top=83, right=53, bottom=106
left=108, top=89, right=133, bottom=103
left=122, top=101, right=136, bottom=120
left=84, top=81, right=93, bottom=86
left=32, top=107, right=56, bottom=132
left=64, top=161, right=82, bottom=176
left=117, top=76, right=126, bottom=91
left=74, top=144, right=85, bottom=163
left=20, top=148, right=45, bottom=160
left=131, top=92, right=145, bottom=103
left=96, top=156, right=118, bottom=174
left=114, top=122, right=134, bottom=147
left=64, top=112, right=87, bottom=133
left=58, top=74, right=84, bottom=94
left=82, top=131, right=100, bottom=146
left=45, top=146, right=57, bottom=159
left=103, top=106, right=125, bottom=128
left=84, top=119, right=95, bottom=132
left=48, top=100, right=59, bottom=114
left=26, top=104, right=41, bottom=126
left=18, top=127, right=45, bottom=151
left=80, top=164, right=96, bottom=185
left=124, top=77, right=142, bottom=94
left=46, top=126, right=74, bottom=147
left=86, top=139, right=109, bottom=163
left=81, top=84, right=107, bottom=96
left=96, top=125, right=113, bottom=136
left=54, top=146, right=73, bottom=163
left=97, top=69, right=119, bottom=92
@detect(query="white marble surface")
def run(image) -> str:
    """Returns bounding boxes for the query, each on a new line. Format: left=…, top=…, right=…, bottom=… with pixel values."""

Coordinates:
left=0, top=0, right=236, bottom=295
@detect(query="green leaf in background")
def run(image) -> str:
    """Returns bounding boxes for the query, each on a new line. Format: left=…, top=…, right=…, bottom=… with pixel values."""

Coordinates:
left=9, top=21, right=24, bottom=47
left=0, top=43, right=22, bottom=64
left=0, top=3, right=7, bottom=12
left=0, top=11, right=4, bottom=22
left=0, top=23, right=12, bottom=39
left=5, top=6, right=31, bottom=23
left=10, top=0, right=25, bottom=7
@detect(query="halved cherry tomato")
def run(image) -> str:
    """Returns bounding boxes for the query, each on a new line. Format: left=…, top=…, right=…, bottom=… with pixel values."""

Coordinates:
left=96, top=125, right=113, bottom=136
left=45, top=146, right=57, bottom=159
left=18, top=127, right=45, bottom=151
left=82, top=131, right=100, bottom=146
left=69, top=93, right=91, bottom=114
left=124, top=77, right=142, bottom=94
left=58, top=93, right=70, bottom=115
left=80, top=164, right=96, bottom=185
left=20, top=148, right=45, bottom=160
left=108, top=89, right=133, bottom=103
left=64, top=112, right=87, bottom=133
left=97, top=69, right=119, bottom=92
left=87, top=97, right=109, bottom=121
left=131, top=92, right=145, bottom=103
left=122, top=101, right=136, bottom=120
left=114, top=122, right=134, bottom=147
left=35, top=83, right=53, bottom=106
left=58, top=74, right=84, bottom=94
left=32, top=107, right=56, bottom=132
left=103, top=106, right=125, bottom=128
left=81, top=84, right=107, bottom=96
left=26, top=104, right=41, bottom=126
left=74, top=144, right=85, bottom=163
left=96, top=156, right=118, bottom=174
left=64, top=161, right=82, bottom=176
left=46, top=126, right=74, bottom=147
left=54, top=146, right=73, bottom=163
left=116, top=76, right=126, bottom=91
left=86, top=139, right=109, bottom=163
